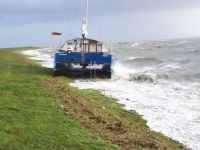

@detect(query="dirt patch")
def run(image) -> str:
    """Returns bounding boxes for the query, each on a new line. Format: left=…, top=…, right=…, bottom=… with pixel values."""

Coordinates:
left=41, top=77, right=185, bottom=150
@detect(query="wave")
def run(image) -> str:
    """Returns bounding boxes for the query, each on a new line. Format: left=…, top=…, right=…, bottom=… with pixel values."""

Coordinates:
left=131, top=43, right=140, bottom=47
left=190, top=49, right=200, bottom=53
left=124, top=57, right=163, bottom=67
left=112, top=62, right=157, bottom=83
left=129, top=73, right=156, bottom=83
left=112, top=62, right=186, bottom=83
left=21, top=48, right=54, bottom=68
left=127, top=57, right=162, bottom=63
left=128, top=57, right=142, bottom=60
left=179, top=40, right=190, bottom=44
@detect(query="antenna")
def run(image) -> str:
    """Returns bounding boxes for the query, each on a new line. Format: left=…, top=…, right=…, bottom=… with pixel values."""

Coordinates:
left=82, top=0, right=89, bottom=38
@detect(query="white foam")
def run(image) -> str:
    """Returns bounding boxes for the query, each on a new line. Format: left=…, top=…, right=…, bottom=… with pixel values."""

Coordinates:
left=179, top=40, right=190, bottom=44
left=158, top=62, right=182, bottom=70
left=128, top=56, right=142, bottom=60
left=191, top=49, right=200, bottom=52
left=131, top=43, right=140, bottom=47
left=71, top=64, right=200, bottom=150
left=21, top=48, right=54, bottom=68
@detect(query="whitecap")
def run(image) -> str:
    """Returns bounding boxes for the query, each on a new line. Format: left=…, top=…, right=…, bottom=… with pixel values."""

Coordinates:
left=21, top=48, right=54, bottom=68
left=131, top=43, right=139, bottom=47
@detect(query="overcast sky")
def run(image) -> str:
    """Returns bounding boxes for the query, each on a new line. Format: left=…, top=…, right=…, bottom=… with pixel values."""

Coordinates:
left=1, top=0, right=200, bottom=47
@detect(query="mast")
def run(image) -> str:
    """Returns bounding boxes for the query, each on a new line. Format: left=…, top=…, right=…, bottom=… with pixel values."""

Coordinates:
left=82, top=0, right=88, bottom=39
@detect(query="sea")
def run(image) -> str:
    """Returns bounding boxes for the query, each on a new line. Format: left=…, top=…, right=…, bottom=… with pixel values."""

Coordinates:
left=22, top=37, right=200, bottom=150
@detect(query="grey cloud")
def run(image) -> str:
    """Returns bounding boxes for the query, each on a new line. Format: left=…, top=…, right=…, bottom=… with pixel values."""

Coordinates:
left=0, top=0, right=200, bottom=47
left=1, top=0, right=200, bottom=14
left=1, top=0, right=200, bottom=25
left=0, top=0, right=84, bottom=25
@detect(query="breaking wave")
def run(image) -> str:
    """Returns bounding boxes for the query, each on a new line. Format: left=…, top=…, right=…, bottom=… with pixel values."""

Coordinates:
left=124, top=57, right=163, bottom=67
left=129, top=73, right=156, bottom=83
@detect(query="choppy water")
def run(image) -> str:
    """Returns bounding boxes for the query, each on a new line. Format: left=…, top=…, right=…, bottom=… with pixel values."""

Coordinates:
left=71, top=38, right=200, bottom=150
left=22, top=37, right=200, bottom=150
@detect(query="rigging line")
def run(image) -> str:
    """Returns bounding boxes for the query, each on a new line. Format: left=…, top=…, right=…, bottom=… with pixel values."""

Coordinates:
left=62, top=0, right=82, bottom=39
left=54, top=0, right=71, bottom=44
left=86, top=0, right=89, bottom=19
left=86, top=0, right=89, bottom=34
left=97, top=16, right=103, bottom=41
left=63, top=0, right=74, bottom=39
left=85, top=0, right=89, bottom=38
left=72, top=0, right=82, bottom=38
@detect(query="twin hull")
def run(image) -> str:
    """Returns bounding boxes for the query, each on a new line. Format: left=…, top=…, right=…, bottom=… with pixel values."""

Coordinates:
left=54, top=52, right=112, bottom=70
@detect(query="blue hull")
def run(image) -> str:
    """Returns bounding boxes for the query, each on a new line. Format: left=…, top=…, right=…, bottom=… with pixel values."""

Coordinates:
left=54, top=52, right=112, bottom=69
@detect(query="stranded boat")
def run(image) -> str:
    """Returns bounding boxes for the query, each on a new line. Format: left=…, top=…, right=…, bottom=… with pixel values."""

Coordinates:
left=53, top=0, right=112, bottom=78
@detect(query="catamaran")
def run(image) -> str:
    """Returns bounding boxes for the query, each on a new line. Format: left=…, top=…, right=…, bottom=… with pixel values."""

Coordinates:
left=53, top=0, right=112, bottom=78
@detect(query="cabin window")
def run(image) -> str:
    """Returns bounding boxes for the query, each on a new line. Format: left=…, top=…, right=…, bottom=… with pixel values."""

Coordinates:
left=90, top=44, right=97, bottom=52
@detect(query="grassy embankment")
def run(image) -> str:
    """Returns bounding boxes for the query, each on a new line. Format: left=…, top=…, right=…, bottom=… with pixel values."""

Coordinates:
left=0, top=48, right=185, bottom=150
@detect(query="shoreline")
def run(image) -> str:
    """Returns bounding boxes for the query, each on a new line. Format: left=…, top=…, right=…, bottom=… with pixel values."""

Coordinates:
left=19, top=48, right=186, bottom=149
left=0, top=47, right=117, bottom=150
left=42, top=77, right=186, bottom=149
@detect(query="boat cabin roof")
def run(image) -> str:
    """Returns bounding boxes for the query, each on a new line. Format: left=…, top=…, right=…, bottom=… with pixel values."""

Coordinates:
left=60, top=37, right=103, bottom=53
left=66, top=38, right=103, bottom=44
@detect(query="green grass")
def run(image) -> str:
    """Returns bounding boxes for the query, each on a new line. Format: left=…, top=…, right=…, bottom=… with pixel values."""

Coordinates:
left=49, top=78, right=185, bottom=150
left=0, top=48, right=117, bottom=150
left=0, top=47, right=186, bottom=150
